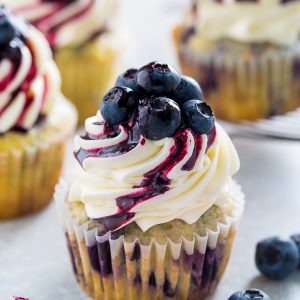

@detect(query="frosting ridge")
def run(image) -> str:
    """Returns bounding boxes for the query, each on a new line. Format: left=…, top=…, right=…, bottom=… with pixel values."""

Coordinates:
left=0, top=7, right=60, bottom=134
left=69, top=111, right=239, bottom=232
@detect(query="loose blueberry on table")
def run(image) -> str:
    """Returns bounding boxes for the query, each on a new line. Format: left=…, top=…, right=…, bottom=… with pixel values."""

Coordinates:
left=228, top=289, right=271, bottom=300
left=290, top=234, right=300, bottom=268
left=255, top=236, right=299, bottom=280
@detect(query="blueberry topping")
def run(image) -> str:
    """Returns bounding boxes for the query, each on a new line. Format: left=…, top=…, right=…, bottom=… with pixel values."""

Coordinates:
left=115, top=68, right=140, bottom=93
left=138, top=97, right=181, bottom=140
left=255, top=236, right=299, bottom=280
left=100, top=86, right=137, bottom=126
left=290, top=234, right=300, bottom=268
left=0, top=10, right=21, bottom=46
left=173, top=75, right=204, bottom=106
left=182, top=100, right=215, bottom=135
left=136, top=61, right=180, bottom=95
left=228, top=289, right=271, bottom=300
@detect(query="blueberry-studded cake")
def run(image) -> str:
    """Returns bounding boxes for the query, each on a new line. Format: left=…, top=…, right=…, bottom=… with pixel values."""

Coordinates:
left=0, top=5, right=76, bottom=219
left=55, top=62, right=245, bottom=300
left=3, top=0, right=121, bottom=125
left=174, top=0, right=300, bottom=122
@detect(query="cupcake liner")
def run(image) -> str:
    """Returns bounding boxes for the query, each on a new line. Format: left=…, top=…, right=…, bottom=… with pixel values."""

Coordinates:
left=55, top=180, right=244, bottom=300
left=55, top=31, right=122, bottom=126
left=0, top=99, right=77, bottom=219
left=174, top=25, right=300, bottom=122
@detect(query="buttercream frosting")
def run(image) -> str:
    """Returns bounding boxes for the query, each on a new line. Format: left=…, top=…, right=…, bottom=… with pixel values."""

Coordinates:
left=3, top=0, right=116, bottom=49
left=186, top=0, right=300, bottom=47
left=68, top=110, right=240, bottom=232
left=0, top=6, right=60, bottom=134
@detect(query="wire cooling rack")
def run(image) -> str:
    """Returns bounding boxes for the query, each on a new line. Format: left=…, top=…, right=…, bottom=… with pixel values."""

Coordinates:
left=221, top=108, right=300, bottom=140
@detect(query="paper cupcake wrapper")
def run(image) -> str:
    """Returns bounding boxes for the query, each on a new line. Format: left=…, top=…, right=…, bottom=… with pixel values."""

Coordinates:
left=55, top=32, right=122, bottom=126
left=55, top=180, right=244, bottom=300
left=174, top=25, right=300, bottom=122
left=0, top=99, right=77, bottom=219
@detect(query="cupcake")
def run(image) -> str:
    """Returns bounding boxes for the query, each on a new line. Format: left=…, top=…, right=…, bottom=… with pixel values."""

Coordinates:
left=4, top=0, right=120, bottom=125
left=0, top=6, right=77, bottom=219
left=174, top=0, right=300, bottom=122
left=55, top=62, right=244, bottom=299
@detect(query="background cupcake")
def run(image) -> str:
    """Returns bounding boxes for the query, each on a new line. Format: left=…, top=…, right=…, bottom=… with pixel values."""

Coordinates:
left=4, top=0, right=121, bottom=125
left=174, top=0, right=300, bottom=122
left=55, top=62, right=244, bottom=299
left=0, top=5, right=77, bottom=219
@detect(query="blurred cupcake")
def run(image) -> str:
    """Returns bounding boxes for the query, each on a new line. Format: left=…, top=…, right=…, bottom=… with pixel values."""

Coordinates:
left=174, top=0, right=300, bottom=122
left=0, top=6, right=77, bottom=219
left=55, top=62, right=244, bottom=299
left=4, top=0, right=120, bottom=125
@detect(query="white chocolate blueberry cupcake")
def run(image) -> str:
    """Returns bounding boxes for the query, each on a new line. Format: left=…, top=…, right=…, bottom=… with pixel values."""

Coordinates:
left=55, top=62, right=244, bottom=300
left=0, top=5, right=76, bottom=219
left=174, top=0, right=300, bottom=122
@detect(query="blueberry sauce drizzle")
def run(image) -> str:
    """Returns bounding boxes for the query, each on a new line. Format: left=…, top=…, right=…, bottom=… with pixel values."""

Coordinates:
left=0, top=10, right=47, bottom=133
left=19, top=0, right=104, bottom=50
left=75, top=122, right=216, bottom=232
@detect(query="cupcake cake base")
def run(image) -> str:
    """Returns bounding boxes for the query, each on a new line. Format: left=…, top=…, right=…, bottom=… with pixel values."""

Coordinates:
left=55, top=180, right=244, bottom=300
left=0, top=99, right=77, bottom=219
left=55, top=32, right=120, bottom=126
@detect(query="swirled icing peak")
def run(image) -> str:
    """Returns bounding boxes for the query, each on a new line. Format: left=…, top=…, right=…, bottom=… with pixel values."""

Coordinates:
left=0, top=5, right=60, bottom=134
left=69, top=62, right=240, bottom=232
left=3, top=0, right=116, bottom=49
left=185, top=0, right=300, bottom=47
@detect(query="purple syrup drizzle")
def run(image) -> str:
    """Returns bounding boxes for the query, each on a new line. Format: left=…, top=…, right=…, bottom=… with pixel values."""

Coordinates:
left=0, top=13, right=47, bottom=132
left=30, top=0, right=97, bottom=49
left=75, top=122, right=216, bottom=232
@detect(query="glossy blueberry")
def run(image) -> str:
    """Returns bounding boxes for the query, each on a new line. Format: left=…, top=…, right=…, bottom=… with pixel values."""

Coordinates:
left=0, top=14, right=20, bottom=46
left=173, top=75, right=204, bottom=106
left=182, top=100, right=215, bottom=135
left=138, top=97, right=181, bottom=140
left=255, top=236, right=299, bottom=280
left=100, top=86, right=137, bottom=125
left=228, top=289, right=271, bottom=300
left=290, top=234, right=300, bottom=268
left=136, top=61, right=180, bottom=95
left=115, top=68, right=140, bottom=93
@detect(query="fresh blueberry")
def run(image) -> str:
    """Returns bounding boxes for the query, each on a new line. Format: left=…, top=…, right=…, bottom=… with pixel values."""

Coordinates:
left=173, top=75, right=204, bottom=106
left=0, top=14, right=20, bottom=46
left=100, top=86, right=137, bottom=125
left=182, top=100, right=215, bottom=135
left=228, top=289, right=271, bottom=300
left=136, top=61, right=180, bottom=95
left=290, top=234, right=300, bottom=268
left=255, top=236, right=299, bottom=280
left=115, top=68, right=140, bottom=92
left=138, top=97, right=181, bottom=140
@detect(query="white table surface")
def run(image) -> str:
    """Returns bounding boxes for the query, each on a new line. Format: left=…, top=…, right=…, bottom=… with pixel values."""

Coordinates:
left=1, top=1, right=300, bottom=299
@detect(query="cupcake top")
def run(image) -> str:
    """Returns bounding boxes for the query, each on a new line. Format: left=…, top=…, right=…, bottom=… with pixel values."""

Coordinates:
left=0, top=5, right=60, bottom=134
left=184, top=0, right=300, bottom=47
left=3, top=0, right=116, bottom=49
left=69, top=62, right=240, bottom=232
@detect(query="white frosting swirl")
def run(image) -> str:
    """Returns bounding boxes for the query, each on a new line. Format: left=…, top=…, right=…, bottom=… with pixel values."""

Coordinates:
left=3, top=0, right=116, bottom=49
left=188, top=0, right=300, bottom=47
left=0, top=14, right=60, bottom=134
left=68, top=111, right=240, bottom=232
